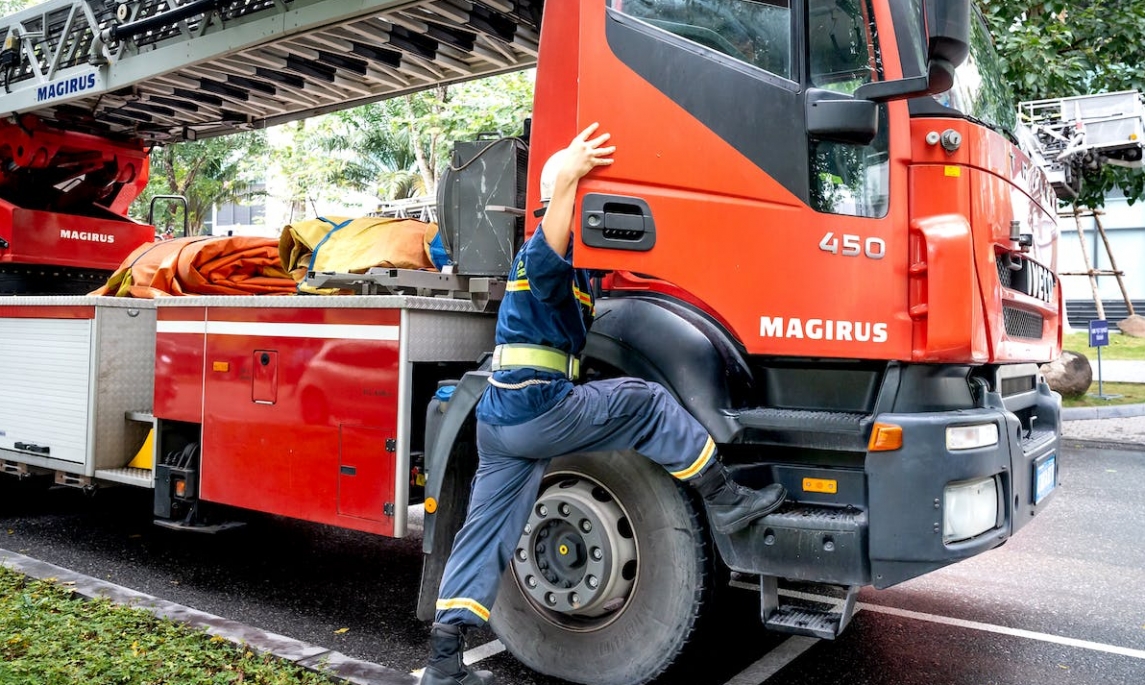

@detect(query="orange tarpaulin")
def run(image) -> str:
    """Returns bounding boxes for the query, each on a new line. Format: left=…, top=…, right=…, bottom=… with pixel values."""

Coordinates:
left=90, top=235, right=296, bottom=298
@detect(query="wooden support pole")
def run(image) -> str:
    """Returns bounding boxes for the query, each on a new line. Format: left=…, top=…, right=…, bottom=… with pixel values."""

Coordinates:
left=1091, top=211, right=1137, bottom=316
left=1071, top=206, right=1106, bottom=320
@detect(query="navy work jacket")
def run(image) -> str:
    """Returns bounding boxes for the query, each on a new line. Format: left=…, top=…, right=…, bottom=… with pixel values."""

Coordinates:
left=475, top=225, right=595, bottom=427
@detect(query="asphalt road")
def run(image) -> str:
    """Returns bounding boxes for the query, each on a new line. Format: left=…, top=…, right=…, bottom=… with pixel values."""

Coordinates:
left=2, top=444, right=1144, bottom=685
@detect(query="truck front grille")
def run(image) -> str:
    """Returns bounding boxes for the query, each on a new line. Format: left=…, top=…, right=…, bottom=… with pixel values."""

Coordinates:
left=1003, top=306, right=1044, bottom=339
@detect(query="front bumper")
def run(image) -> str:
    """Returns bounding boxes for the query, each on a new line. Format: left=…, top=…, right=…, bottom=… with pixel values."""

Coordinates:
left=713, top=372, right=1061, bottom=589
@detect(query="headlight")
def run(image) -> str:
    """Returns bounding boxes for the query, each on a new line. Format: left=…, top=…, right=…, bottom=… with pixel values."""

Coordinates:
left=943, top=477, right=998, bottom=543
left=946, top=423, right=999, bottom=450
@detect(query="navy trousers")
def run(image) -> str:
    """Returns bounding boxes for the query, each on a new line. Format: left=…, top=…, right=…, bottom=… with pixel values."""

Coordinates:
left=434, top=377, right=714, bottom=626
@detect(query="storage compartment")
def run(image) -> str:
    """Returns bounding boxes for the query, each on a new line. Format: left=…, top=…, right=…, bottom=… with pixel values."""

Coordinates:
left=0, top=298, right=155, bottom=475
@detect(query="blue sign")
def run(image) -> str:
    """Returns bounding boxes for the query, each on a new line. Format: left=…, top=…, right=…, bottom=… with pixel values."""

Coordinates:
left=1089, top=319, right=1109, bottom=347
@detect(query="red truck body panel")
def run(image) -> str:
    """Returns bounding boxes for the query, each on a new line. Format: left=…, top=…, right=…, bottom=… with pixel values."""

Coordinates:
left=155, top=303, right=404, bottom=537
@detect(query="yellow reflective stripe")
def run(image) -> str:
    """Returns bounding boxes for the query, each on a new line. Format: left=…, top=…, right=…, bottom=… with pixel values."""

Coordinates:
left=436, top=598, right=491, bottom=622
left=573, top=285, right=595, bottom=315
left=497, top=345, right=570, bottom=374
left=672, top=436, right=716, bottom=480
left=507, top=279, right=530, bottom=292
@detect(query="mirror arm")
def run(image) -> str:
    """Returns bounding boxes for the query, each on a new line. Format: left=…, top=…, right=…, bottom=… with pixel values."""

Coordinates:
left=852, top=58, right=956, bottom=103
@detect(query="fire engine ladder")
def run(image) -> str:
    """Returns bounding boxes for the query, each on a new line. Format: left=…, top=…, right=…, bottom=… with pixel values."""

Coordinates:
left=0, top=0, right=541, bottom=143
left=1018, top=91, right=1145, bottom=201
left=374, top=194, right=437, bottom=223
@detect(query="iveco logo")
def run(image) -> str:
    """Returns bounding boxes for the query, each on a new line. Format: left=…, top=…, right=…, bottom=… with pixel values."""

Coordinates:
left=1021, top=260, right=1054, bottom=304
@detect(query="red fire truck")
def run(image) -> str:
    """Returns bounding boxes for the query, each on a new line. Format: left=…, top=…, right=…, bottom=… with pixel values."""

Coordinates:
left=0, top=1, right=1063, bottom=683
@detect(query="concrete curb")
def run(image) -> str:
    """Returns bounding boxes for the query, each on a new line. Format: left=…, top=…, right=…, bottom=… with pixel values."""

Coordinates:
left=1062, top=437, right=1145, bottom=453
left=1062, top=403, right=1145, bottom=421
left=0, top=549, right=416, bottom=685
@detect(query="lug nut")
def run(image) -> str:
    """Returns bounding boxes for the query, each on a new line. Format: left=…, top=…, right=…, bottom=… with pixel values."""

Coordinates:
left=516, top=549, right=527, bottom=562
left=545, top=593, right=557, bottom=606
left=537, top=504, right=548, bottom=517
left=570, top=593, right=581, bottom=606
left=591, top=547, right=603, bottom=561
left=580, top=519, right=592, bottom=533
left=526, top=575, right=537, bottom=588
left=586, top=575, right=599, bottom=589
left=559, top=503, right=571, bottom=517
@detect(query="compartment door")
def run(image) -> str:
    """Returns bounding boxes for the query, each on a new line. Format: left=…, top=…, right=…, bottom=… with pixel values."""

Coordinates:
left=0, top=317, right=93, bottom=464
left=338, top=425, right=395, bottom=522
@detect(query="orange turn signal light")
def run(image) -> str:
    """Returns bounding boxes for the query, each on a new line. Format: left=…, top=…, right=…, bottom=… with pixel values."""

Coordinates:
left=174, top=479, right=186, bottom=498
left=868, top=423, right=903, bottom=452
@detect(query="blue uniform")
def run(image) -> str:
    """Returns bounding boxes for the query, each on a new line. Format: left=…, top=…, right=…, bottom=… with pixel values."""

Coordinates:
left=435, top=226, right=715, bottom=627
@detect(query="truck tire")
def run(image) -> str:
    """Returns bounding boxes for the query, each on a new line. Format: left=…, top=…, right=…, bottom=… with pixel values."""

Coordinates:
left=490, top=450, right=710, bottom=685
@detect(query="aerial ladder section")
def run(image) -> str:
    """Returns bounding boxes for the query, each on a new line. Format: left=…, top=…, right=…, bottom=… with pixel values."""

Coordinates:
left=0, top=0, right=540, bottom=293
left=1019, top=90, right=1145, bottom=201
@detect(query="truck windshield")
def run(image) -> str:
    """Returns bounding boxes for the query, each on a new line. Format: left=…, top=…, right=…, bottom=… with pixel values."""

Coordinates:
left=927, top=9, right=1018, bottom=138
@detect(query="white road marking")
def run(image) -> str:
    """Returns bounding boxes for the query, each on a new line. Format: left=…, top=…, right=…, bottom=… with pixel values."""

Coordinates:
left=860, top=602, right=1145, bottom=660
left=462, top=638, right=506, bottom=664
left=409, top=638, right=506, bottom=678
left=723, top=582, right=859, bottom=685
left=736, top=584, right=1145, bottom=663
left=723, top=636, right=819, bottom=685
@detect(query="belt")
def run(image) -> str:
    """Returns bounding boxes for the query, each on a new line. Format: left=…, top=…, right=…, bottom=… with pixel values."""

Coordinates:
left=491, top=343, right=580, bottom=380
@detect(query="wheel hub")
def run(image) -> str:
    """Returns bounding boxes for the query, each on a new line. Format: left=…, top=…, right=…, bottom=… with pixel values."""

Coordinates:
left=512, top=475, right=636, bottom=618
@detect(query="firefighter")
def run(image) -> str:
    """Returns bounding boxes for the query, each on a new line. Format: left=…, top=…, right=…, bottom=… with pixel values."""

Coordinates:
left=420, top=124, right=787, bottom=685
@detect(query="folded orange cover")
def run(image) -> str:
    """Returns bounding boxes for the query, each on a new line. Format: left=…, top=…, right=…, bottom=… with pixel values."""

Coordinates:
left=91, top=235, right=295, bottom=298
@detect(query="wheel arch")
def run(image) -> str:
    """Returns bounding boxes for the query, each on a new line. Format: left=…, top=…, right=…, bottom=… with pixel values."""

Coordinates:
left=584, top=295, right=753, bottom=443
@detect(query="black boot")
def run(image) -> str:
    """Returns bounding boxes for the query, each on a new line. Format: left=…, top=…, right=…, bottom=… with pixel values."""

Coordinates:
left=692, top=462, right=786, bottom=534
left=420, top=623, right=495, bottom=685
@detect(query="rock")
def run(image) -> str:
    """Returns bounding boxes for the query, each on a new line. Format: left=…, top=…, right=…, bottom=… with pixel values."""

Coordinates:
left=1117, top=314, right=1145, bottom=338
left=1039, top=350, right=1092, bottom=398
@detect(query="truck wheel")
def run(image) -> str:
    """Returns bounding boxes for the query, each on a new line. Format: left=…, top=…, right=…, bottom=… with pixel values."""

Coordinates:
left=490, top=450, right=710, bottom=685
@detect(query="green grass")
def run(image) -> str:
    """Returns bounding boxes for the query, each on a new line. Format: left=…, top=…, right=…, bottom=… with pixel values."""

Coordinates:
left=1060, top=382, right=1145, bottom=408
left=1063, top=331, right=1145, bottom=360
left=0, top=565, right=337, bottom=685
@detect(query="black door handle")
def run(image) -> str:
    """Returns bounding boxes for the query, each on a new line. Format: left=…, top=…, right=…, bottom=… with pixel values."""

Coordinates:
left=581, top=193, right=656, bottom=251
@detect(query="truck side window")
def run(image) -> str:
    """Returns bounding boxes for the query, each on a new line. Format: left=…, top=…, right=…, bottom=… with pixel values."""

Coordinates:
left=608, top=0, right=793, bottom=81
left=807, top=0, right=890, bottom=218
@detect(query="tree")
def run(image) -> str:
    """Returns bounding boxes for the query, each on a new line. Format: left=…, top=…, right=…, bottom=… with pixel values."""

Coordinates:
left=0, top=0, right=36, bottom=17
left=131, top=133, right=268, bottom=236
left=982, top=0, right=1145, bottom=206
left=267, top=72, right=534, bottom=210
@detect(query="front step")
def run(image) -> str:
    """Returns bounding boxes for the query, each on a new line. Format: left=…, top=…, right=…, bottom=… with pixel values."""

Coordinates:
left=713, top=503, right=868, bottom=586
left=761, top=578, right=859, bottom=640
left=733, top=407, right=871, bottom=451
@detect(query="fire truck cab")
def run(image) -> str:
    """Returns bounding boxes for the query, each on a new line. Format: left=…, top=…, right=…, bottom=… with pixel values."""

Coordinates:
left=0, top=2, right=1062, bottom=684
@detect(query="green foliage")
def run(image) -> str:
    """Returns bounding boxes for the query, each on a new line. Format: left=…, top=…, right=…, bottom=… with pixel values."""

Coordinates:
left=275, top=71, right=535, bottom=205
left=133, top=133, right=268, bottom=236
left=0, top=566, right=337, bottom=684
left=1063, top=331, right=1145, bottom=360
left=0, top=0, right=37, bottom=18
left=1059, top=381, right=1145, bottom=407
left=981, top=0, right=1145, bottom=207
